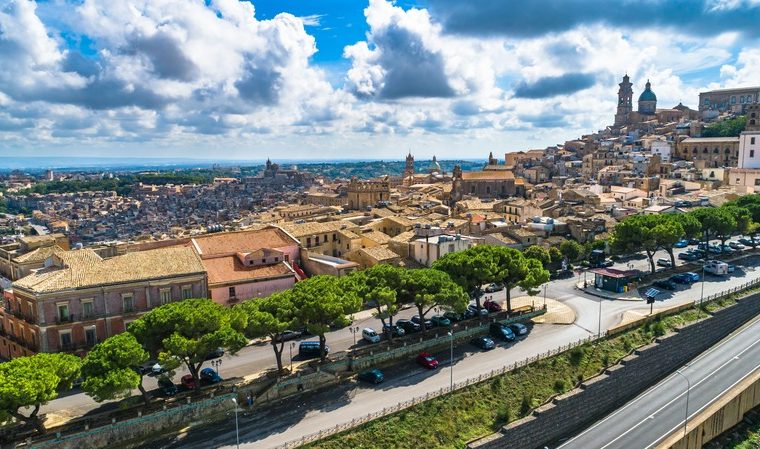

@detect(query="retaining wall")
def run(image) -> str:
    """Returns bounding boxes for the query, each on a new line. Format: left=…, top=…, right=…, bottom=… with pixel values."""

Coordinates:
left=470, top=291, right=760, bottom=449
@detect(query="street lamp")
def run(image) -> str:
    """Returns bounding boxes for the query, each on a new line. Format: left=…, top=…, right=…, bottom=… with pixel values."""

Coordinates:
left=447, top=331, right=453, bottom=391
left=289, top=341, right=296, bottom=372
left=211, top=359, right=222, bottom=376
left=543, top=283, right=547, bottom=309
left=349, top=326, right=360, bottom=345
left=597, top=297, right=602, bottom=338
left=675, top=369, right=691, bottom=438
left=231, top=398, right=240, bottom=449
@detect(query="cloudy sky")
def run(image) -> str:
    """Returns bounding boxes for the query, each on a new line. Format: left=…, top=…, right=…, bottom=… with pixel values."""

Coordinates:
left=0, top=0, right=759, bottom=161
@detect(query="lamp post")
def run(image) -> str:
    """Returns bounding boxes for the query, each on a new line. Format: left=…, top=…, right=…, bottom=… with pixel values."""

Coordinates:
left=543, top=283, right=547, bottom=309
left=211, top=359, right=222, bottom=376
left=231, top=398, right=240, bottom=449
left=597, top=298, right=602, bottom=338
left=289, top=341, right=296, bottom=372
left=675, top=370, right=691, bottom=438
left=447, top=331, right=454, bottom=391
left=349, top=326, right=360, bottom=345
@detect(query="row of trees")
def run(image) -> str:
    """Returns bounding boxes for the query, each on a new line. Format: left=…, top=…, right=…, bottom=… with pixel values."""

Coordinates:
left=1, top=244, right=552, bottom=434
left=610, top=195, right=760, bottom=273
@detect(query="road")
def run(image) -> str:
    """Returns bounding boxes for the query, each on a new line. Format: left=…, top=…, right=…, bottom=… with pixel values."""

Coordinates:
left=135, top=249, right=760, bottom=449
left=557, top=315, right=760, bottom=449
left=40, top=243, right=760, bottom=428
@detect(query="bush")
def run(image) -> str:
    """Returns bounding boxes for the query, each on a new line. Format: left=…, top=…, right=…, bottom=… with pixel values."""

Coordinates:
left=520, top=394, right=533, bottom=416
left=495, top=404, right=511, bottom=424
left=569, top=348, right=585, bottom=367
left=652, top=321, right=666, bottom=337
left=553, top=379, right=567, bottom=393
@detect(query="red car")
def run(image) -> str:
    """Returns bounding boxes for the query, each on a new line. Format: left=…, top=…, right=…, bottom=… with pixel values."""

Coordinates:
left=416, top=352, right=439, bottom=369
left=483, top=299, right=502, bottom=313
left=180, top=374, right=197, bottom=390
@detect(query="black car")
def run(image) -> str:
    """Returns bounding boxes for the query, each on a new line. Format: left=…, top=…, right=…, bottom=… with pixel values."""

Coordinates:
left=411, top=315, right=433, bottom=329
left=653, top=279, right=677, bottom=290
left=467, top=305, right=489, bottom=317
left=157, top=378, right=178, bottom=396
left=739, top=237, right=754, bottom=246
left=204, top=347, right=225, bottom=360
left=357, top=368, right=384, bottom=384
left=443, top=311, right=465, bottom=322
left=508, top=323, right=529, bottom=337
left=688, top=238, right=701, bottom=245
left=382, top=324, right=405, bottom=338
left=136, top=360, right=158, bottom=376
left=471, top=336, right=496, bottom=350
left=489, top=323, right=516, bottom=342
left=396, top=319, right=422, bottom=334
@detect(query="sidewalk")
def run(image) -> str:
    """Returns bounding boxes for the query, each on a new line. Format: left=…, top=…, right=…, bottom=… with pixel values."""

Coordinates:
left=575, top=281, right=644, bottom=301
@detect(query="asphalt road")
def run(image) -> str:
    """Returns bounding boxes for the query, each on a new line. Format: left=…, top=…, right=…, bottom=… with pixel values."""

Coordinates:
left=557, top=315, right=760, bottom=449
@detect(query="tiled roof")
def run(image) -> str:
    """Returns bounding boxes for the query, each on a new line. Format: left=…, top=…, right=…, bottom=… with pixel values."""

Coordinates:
left=461, top=171, right=515, bottom=180
left=14, top=245, right=62, bottom=264
left=203, top=257, right=294, bottom=286
left=280, top=221, right=354, bottom=237
left=361, top=230, right=392, bottom=244
left=14, top=247, right=205, bottom=293
left=360, top=246, right=401, bottom=261
left=192, top=227, right=298, bottom=256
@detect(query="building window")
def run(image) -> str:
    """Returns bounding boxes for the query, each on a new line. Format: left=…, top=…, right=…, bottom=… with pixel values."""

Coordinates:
left=731, top=96, right=736, bottom=104
left=751, top=150, right=755, bottom=158
left=81, top=299, right=94, bottom=319
left=229, top=286, right=236, bottom=299
left=123, top=294, right=134, bottom=313
left=755, top=179, right=760, bottom=186
left=59, top=331, right=72, bottom=350
left=741, top=96, right=746, bottom=104
left=85, top=327, right=97, bottom=347
left=284, top=254, right=290, bottom=262
left=274, top=257, right=279, bottom=262
left=160, top=289, right=172, bottom=305
left=57, top=303, right=70, bottom=323
left=323, top=235, right=327, bottom=243
left=306, top=237, right=311, bottom=247
left=181, top=285, right=193, bottom=300
left=752, top=137, right=756, bottom=145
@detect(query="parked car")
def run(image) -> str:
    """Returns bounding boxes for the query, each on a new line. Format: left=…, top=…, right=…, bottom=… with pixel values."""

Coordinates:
left=137, top=360, right=158, bottom=376
left=719, top=261, right=736, bottom=273
left=483, top=299, right=503, bottom=313
left=670, top=273, right=693, bottom=284
left=508, top=322, right=529, bottom=337
left=396, top=319, right=422, bottom=334
left=674, top=239, right=689, bottom=248
left=411, top=315, right=433, bottom=329
left=430, top=315, right=451, bottom=327
left=200, top=368, right=222, bottom=384
left=416, top=352, right=440, bottom=369
left=299, top=341, right=328, bottom=359
left=653, top=279, right=677, bottom=290
left=489, top=322, right=516, bottom=341
left=382, top=324, right=405, bottom=338
left=157, top=377, right=178, bottom=396
left=150, top=362, right=167, bottom=377
left=688, top=238, right=701, bottom=245
left=678, top=252, right=697, bottom=261
left=656, top=258, right=672, bottom=268
left=180, top=374, right=197, bottom=390
left=204, top=347, right=225, bottom=360
left=467, top=304, right=489, bottom=317
left=708, top=245, right=723, bottom=254
left=685, top=272, right=701, bottom=282
left=739, top=237, right=754, bottom=246
left=278, top=329, right=307, bottom=342
left=728, top=241, right=745, bottom=250
left=697, top=242, right=708, bottom=250
left=484, top=283, right=502, bottom=293
left=362, top=328, right=381, bottom=343
left=443, top=311, right=465, bottom=322
left=357, top=368, right=384, bottom=384
left=471, top=336, right=496, bottom=350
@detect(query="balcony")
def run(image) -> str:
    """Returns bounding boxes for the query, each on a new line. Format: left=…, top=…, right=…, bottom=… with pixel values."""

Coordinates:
left=55, top=314, right=76, bottom=325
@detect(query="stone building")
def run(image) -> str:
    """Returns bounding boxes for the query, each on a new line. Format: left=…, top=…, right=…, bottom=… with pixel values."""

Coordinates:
left=1, top=246, right=207, bottom=359
left=676, top=136, right=740, bottom=168
left=699, top=87, right=760, bottom=114
left=451, top=165, right=523, bottom=202
left=346, top=177, right=391, bottom=210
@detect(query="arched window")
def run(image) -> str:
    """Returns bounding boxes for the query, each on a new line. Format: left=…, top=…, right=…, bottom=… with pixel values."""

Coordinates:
left=725, top=148, right=731, bottom=153
left=713, top=148, right=719, bottom=154
left=692, top=148, right=698, bottom=154
left=703, top=147, right=708, bottom=153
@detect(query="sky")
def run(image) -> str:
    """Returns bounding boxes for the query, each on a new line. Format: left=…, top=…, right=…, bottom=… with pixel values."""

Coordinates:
left=0, top=0, right=759, bottom=161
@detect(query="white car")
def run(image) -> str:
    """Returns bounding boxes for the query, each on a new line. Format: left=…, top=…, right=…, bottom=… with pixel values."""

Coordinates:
left=656, top=258, right=672, bottom=268
left=362, top=328, right=381, bottom=344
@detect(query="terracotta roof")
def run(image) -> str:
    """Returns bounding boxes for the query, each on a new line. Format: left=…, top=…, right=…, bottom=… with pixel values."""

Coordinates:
left=361, top=230, right=392, bottom=244
left=461, top=171, right=515, bottom=180
left=192, top=227, right=298, bottom=256
left=280, top=221, right=355, bottom=238
left=203, top=257, right=294, bottom=286
left=360, top=246, right=401, bottom=261
left=14, top=247, right=205, bottom=293
left=14, top=245, right=62, bottom=264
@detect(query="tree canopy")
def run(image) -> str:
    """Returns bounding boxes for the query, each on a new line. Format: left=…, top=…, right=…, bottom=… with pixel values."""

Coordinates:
left=559, top=240, right=583, bottom=262
left=0, top=353, right=81, bottom=432
left=81, top=332, right=150, bottom=404
left=403, top=268, right=468, bottom=321
left=432, top=247, right=499, bottom=309
left=129, top=298, right=248, bottom=389
left=237, top=291, right=299, bottom=373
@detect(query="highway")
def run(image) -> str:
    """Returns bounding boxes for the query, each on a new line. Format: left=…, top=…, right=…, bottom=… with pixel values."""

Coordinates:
left=558, top=315, right=760, bottom=449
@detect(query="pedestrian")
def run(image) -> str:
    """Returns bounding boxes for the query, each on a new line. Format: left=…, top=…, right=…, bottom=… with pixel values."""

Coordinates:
left=246, top=393, right=253, bottom=409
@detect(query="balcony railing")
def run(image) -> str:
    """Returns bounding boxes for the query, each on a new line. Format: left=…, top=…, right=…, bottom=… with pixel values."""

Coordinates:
left=56, top=314, right=75, bottom=325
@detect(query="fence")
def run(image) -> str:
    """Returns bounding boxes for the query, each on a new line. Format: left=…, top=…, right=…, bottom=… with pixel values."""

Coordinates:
left=272, top=272, right=760, bottom=449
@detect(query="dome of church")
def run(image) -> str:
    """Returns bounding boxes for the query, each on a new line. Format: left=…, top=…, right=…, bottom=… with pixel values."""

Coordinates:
left=428, top=156, right=442, bottom=173
left=638, top=80, right=657, bottom=102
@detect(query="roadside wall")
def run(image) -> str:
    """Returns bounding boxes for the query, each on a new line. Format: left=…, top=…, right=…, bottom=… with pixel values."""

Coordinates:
left=470, top=291, right=760, bottom=449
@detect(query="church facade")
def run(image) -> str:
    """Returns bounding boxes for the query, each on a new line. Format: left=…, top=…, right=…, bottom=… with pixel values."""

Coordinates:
left=614, top=75, right=659, bottom=127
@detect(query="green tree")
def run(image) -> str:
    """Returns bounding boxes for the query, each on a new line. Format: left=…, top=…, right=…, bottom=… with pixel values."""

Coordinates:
left=524, top=245, right=551, bottom=269
left=432, top=247, right=499, bottom=310
left=81, top=333, right=150, bottom=405
left=129, top=299, right=248, bottom=391
left=0, top=353, right=81, bottom=433
left=691, top=207, right=737, bottom=248
left=702, top=116, right=746, bottom=137
left=548, top=246, right=563, bottom=269
left=559, top=240, right=583, bottom=262
left=651, top=216, right=685, bottom=268
left=403, top=268, right=468, bottom=322
left=350, top=265, right=404, bottom=332
left=675, top=213, right=701, bottom=240
left=490, top=246, right=550, bottom=313
left=610, top=215, right=659, bottom=273
left=721, top=204, right=751, bottom=245
left=237, top=291, right=298, bottom=373
left=731, top=194, right=760, bottom=245
left=291, top=276, right=361, bottom=361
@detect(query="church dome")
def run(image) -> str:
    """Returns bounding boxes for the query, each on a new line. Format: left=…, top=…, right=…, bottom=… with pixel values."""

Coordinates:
left=638, top=80, right=657, bottom=102
left=428, top=155, right=442, bottom=173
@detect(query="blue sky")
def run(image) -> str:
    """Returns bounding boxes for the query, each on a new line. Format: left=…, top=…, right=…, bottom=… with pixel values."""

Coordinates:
left=0, top=0, right=758, bottom=161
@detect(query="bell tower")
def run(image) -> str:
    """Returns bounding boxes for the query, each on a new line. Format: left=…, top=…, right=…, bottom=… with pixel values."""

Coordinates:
left=614, top=74, right=633, bottom=126
left=404, top=150, right=415, bottom=178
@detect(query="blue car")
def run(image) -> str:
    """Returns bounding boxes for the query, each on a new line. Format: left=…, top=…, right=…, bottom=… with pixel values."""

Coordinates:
left=674, top=239, right=689, bottom=248
left=670, top=273, right=692, bottom=284
left=471, top=336, right=496, bottom=350
left=685, top=272, right=700, bottom=282
left=200, top=368, right=222, bottom=384
left=358, top=368, right=384, bottom=384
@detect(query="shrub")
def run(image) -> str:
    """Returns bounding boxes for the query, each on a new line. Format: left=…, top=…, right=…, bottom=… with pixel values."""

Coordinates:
left=569, top=348, right=585, bottom=367
left=553, top=379, right=567, bottom=393
left=520, top=394, right=533, bottom=416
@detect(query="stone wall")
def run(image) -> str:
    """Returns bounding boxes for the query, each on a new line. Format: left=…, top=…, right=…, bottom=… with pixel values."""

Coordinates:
left=470, top=291, right=760, bottom=449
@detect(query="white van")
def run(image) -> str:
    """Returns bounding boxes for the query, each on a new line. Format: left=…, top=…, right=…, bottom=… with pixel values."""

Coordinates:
left=704, top=260, right=728, bottom=276
left=362, top=328, right=381, bottom=343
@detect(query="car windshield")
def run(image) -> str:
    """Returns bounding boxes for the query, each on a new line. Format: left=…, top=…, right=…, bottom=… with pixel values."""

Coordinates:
left=424, top=357, right=435, bottom=362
